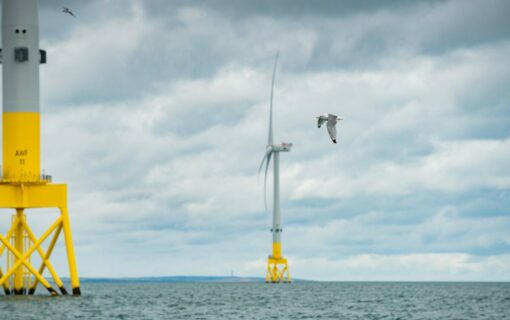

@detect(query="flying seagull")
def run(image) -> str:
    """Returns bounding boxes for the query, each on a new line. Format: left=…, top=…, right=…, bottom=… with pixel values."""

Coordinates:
left=317, top=114, right=343, bottom=143
left=63, top=7, right=75, bottom=17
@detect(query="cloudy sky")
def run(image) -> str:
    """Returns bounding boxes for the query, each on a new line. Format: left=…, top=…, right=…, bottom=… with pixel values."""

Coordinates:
left=1, top=0, right=509, bottom=281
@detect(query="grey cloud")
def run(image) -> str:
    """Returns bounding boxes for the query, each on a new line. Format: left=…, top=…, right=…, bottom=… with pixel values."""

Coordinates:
left=2, top=0, right=509, bottom=279
left=34, top=0, right=510, bottom=108
left=143, top=0, right=440, bottom=20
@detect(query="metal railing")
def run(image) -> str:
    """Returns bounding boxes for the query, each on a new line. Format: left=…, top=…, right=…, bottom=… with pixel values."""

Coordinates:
left=0, top=167, right=53, bottom=183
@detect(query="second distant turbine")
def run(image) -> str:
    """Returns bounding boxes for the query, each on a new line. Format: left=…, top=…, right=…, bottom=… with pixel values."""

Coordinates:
left=258, top=52, right=292, bottom=283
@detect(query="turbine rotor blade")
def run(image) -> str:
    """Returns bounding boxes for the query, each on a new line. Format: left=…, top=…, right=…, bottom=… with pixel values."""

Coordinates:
left=268, top=51, right=279, bottom=146
left=258, top=149, right=272, bottom=177
left=263, top=151, right=273, bottom=212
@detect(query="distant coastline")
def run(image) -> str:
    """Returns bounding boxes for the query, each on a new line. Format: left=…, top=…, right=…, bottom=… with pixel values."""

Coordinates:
left=76, top=276, right=311, bottom=283
left=73, top=278, right=509, bottom=283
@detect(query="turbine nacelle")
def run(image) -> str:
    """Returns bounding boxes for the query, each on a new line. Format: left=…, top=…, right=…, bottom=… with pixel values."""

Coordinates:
left=269, top=142, right=293, bottom=152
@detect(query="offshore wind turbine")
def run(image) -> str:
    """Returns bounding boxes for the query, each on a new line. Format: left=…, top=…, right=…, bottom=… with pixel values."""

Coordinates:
left=0, top=0, right=80, bottom=296
left=258, top=52, right=292, bottom=283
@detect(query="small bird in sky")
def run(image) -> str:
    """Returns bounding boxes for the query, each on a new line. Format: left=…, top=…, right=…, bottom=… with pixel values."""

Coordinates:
left=63, top=7, right=75, bottom=17
left=317, top=114, right=343, bottom=144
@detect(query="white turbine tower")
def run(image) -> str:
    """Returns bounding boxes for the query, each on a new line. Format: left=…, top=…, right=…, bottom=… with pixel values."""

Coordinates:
left=258, top=52, right=292, bottom=283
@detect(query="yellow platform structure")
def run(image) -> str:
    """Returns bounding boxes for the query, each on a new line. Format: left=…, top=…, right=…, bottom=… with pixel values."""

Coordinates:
left=265, top=242, right=291, bottom=283
left=0, top=183, right=81, bottom=295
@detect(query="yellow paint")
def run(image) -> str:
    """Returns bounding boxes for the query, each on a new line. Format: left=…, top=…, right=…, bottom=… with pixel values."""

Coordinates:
left=0, top=184, right=67, bottom=208
left=1, top=111, right=81, bottom=295
left=0, top=187, right=80, bottom=295
left=61, top=206, right=80, bottom=290
left=14, top=209, right=24, bottom=293
left=272, top=242, right=282, bottom=259
left=29, top=224, right=63, bottom=292
left=20, top=218, right=65, bottom=289
left=266, top=256, right=291, bottom=283
left=0, top=216, right=62, bottom=295
left=266, top=242, right=291, bottom=283
left=2, top=112, right=40, bottom=182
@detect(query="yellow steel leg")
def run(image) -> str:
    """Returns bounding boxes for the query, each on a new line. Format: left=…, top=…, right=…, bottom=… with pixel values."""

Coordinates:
left=0, top=214, right=18, bottom=295
left=14, top=209, right=25, bottom=294
left=284, top=265, right=291, bottom=283
left=0, top=268, right=10, bottom=295
left=0, top=234, right=57, bottom=295
left=266, top=257, right=291, bottom=283
left=0, top=217, right=62, bottom=295
left=28, top=224, right=63, bottom=295
left=60, top=207, right=81, bottom=295
left=0, top=214, right=19, bottom=256
left=20, top=220, right=67, bottom=295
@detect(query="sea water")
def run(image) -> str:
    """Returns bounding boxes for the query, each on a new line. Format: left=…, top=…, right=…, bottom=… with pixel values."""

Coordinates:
left=0, top=282, right=509, bottom=319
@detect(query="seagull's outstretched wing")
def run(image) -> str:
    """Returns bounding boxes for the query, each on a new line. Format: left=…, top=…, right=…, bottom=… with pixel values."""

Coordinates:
left=63, top=7, right=75, bottom=17
left=317, top=116, right=327, bottom=128
left=327, top=114, right=338, bottom=143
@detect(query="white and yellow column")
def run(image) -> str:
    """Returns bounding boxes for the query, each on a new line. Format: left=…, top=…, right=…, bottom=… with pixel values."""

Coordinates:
left=0, top=0, right=81, bottom=296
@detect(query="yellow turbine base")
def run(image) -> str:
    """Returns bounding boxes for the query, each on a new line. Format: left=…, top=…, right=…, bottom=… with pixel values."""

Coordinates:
left=266, top=256, right=291, bottom=283
left=2, top=112, right=41, bottom=182
left=272, top=242, right=282, bottom=259
left=0, top=184, right=81, bottom=296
